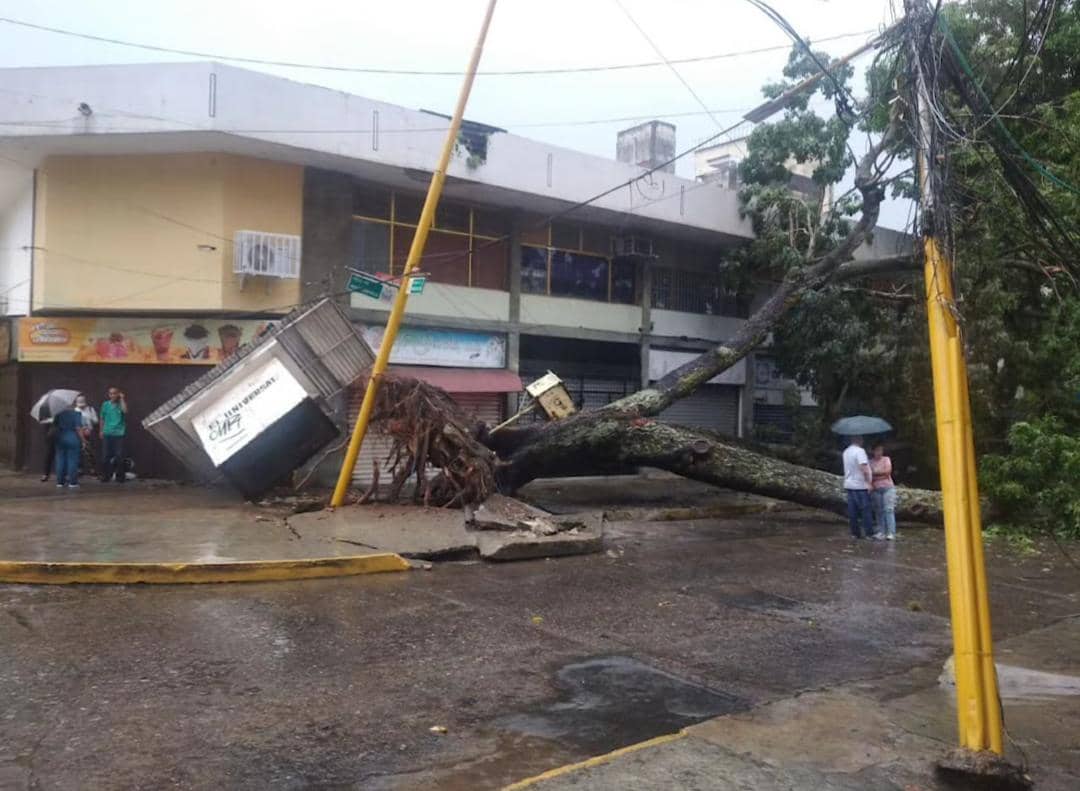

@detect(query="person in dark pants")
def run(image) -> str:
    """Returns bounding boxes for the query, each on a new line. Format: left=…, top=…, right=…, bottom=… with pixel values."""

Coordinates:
left=99, top=386, right=129, bottom=483
left=53, top=399, right=88, bottom=489
left=40, top=417, right=57, bottom=482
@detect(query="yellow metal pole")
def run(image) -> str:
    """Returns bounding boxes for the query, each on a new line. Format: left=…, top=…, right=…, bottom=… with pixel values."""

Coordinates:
left=922, top=215, right=1002, bottom=753
left=330, top=0, right=499, bottom=507
left=907, top=0, right=1001, bottom=750
left=957, top=337, right=1004, bottom=754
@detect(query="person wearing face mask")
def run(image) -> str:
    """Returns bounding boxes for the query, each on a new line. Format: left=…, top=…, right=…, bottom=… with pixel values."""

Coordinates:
left=74, top=394, right=99, bottom=477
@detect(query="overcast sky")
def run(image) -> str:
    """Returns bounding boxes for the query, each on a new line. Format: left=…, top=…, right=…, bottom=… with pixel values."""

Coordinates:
left=0, top=0, right=909, bottom=226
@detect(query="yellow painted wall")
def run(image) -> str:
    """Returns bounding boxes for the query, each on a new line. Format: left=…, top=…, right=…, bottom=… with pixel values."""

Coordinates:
left=33, top=153, right=302, bottom=314
left=221, top=156, right=303, bottom=312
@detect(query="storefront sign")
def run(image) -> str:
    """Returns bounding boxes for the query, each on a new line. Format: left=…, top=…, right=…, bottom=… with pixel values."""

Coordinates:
left=360, top=326, right=505, bottom=368
left=192, top=357, right=308, bottom=466
left=17, top=317, right=276, bottom=365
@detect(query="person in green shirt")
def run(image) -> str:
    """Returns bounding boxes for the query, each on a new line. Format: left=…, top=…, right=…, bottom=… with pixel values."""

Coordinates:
left=99, top=386, right=128, bottom=483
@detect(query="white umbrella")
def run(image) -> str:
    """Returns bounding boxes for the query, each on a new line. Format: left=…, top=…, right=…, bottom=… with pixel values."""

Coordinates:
left=29, top=389, right=81, bottom=424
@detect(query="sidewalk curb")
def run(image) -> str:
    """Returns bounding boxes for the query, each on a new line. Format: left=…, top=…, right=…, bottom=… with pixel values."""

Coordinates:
left=501, top=730, right=687, bottom=790
left=0, top=553, right=411, bottom=585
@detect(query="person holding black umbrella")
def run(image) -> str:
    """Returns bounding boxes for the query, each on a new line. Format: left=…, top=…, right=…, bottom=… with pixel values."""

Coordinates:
left=832, top=416, right=893, bottom=540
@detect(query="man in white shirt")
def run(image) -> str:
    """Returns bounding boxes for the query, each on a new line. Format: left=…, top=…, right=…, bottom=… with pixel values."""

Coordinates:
left=842, top=436, right=875, bottom=539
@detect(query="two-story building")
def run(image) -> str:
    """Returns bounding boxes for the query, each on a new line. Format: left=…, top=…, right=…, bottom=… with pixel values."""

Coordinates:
left=0, top=63, right=906, bottom=482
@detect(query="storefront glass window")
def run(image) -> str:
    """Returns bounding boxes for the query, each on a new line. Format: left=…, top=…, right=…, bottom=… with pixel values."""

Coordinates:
left=352, top=183, right=506, bottom=288
left=352, top=185, right=391, bottom=220
left=521, top=246, right=548, bottom=294
left=351, top=220, right=390, bottom=273
left=550, top=251, right=609, bottom=301
left=611, top=259, right=637, bottom=304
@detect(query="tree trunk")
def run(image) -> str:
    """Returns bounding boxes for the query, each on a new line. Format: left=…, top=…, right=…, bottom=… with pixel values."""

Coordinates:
left=496, top=416, right=943, bottom=523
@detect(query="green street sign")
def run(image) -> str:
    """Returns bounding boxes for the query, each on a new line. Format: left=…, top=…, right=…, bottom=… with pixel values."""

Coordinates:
left=348, top=272, right=383, bottom=300
left=408, top=276, right=426, bottom=295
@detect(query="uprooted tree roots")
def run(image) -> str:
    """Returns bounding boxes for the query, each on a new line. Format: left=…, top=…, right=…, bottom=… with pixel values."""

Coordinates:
left=364, top=375, right=498, bottom=507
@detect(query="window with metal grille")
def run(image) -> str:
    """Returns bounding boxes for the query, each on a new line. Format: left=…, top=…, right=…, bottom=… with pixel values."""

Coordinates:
left=651, top=267, right=742, bottom=316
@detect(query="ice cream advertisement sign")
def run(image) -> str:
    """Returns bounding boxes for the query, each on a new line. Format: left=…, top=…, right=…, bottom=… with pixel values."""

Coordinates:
left=17, top=317, right=276, bottom=364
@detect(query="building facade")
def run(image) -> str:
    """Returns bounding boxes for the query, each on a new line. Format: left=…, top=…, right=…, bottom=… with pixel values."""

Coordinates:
left=0, top=62, right=905, bottom=481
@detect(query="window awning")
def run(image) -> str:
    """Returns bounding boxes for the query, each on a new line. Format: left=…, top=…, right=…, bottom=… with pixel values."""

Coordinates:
left=386, top=366, right=522, bottom=393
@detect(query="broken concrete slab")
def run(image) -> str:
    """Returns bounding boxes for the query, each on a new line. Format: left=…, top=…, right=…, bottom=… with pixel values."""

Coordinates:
left=287, top=501, right=604, bottom=561
left=466, top=493, right=562, bottom=533
left=288, top=502, right=604, bottom=562
left=476, top=513, right=604, bottom=561
left=288, top=505, right=476, bottom=560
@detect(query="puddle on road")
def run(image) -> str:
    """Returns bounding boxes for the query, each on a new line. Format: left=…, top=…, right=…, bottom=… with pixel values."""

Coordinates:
left=496, top=655, right=749, bottom=755
left=712, top=586, right=803, bottom=613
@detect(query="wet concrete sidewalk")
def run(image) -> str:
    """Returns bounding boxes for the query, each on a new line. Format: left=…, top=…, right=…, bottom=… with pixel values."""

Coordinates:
left=0, top=474, right=605, bottom=569
left=510, top=617, right=1080, bottom=790
left=0, top=472, right=744, bottom=566
left=0, top=475, right=395, bottom=563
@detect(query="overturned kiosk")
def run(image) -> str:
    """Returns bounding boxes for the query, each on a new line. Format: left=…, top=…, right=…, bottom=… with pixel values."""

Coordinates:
left=143, top=299, right=375, bottom=499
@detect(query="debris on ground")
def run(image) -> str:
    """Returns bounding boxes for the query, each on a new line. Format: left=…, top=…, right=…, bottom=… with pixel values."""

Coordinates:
left=465, top=494, right=603, bottom=560
left=289, top=496, right=604, bottom=562
left=465, top=493, right=563, bottom=534
left=936, top=748, right=1032, bottom=790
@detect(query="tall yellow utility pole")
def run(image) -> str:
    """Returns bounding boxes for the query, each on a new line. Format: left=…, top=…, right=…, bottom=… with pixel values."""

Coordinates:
left=905, top=0, right=1002, bottom=755
left=331, top=0, right=499, bottom=507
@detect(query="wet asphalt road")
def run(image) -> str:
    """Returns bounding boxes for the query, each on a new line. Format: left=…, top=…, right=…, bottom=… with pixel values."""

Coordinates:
left=2, top=509, right=1078, bottom=790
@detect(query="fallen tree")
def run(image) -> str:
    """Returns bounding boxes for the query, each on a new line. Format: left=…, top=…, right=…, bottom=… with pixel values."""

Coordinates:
left=368, top=376, right=944, bottom=523
left=356, top=33, right=945, bottom=523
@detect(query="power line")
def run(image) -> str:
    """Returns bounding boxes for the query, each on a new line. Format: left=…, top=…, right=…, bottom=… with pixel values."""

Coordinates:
left=0, top=16, right=876, bottom=77
left=743, top=0, right=862, bottom=121
left=614, top=1, right=726, bottom=130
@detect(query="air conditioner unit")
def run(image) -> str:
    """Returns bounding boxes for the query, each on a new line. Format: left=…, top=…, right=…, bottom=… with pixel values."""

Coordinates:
left=612, top=235, right=654, bottom=257
left=233, top=230, right=301, bottom=279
